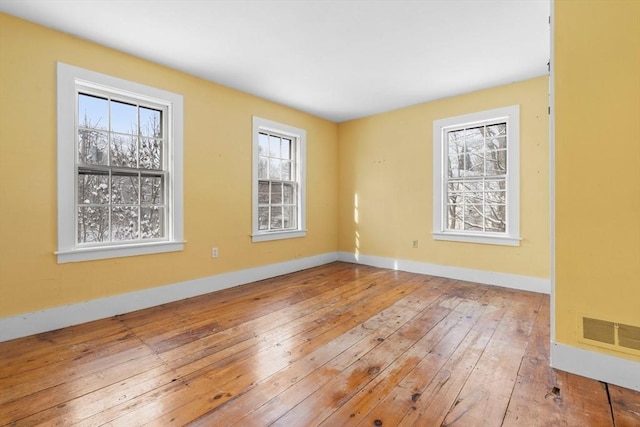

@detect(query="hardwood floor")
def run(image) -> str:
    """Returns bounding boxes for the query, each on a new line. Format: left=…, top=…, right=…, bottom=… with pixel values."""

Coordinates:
left=1, top=262, right=638, bottom=426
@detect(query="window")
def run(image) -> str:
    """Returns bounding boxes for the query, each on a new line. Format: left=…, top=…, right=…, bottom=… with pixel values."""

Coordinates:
left=433, top=105, right=520, bottom=246
left=252, top=116, right=306, bottom=242
left=57, top=63, right=184, bottom=263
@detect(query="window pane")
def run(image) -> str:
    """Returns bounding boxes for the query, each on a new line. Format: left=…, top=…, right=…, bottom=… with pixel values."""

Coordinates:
left=282, top=138, right=291, bottom=159
left=141, top=175, right=163, bottom=205
left=78, top=171, right=109, bottom=204
left=487, top=136, right=506, bottom=150
left=283, top=183, right=295, bottom=204
left=111, top=100, right=137, bottom=134
left=258, top=157, right=268, bottom=179
left=269, top=135, right=281, bottom=157
left=464, top=126, right=484, bottom=176
left=487, top=123, right=506, bottom=138
left=283, top=205, right=297, bottom=229
left=465, top=126, right=484, bottom=151
left=282, top=161, right=293, bottom=181
left=259, top=133, right=269, bottom=156
left=447, top=132, right=464, bottom=178
left=77, top=206, right=109, bottom=243
left=139, top=137, right=162, bottom=169
left=271, top=182, right=283, bottom=204
left=447, top=181, right=464, bottom=194
left=446, top=204, right=463, bottom=230
left=467, top=135, right=485, bottom=154
left=258, top=206, right=269, bottom=230
left=111, top=134, right=137, bottom=167
left=140, top=107, right=162, bottom=137
left=464, top=192, right=484, bottom=205
left=447, top=191, right=462, bottom=205
left=111, top=206, right=139, bottom=241
left=78, top=94, right=108, bottom=130
left=463, top=205, right=484, bottom=231
left=111, top=174, right=139, bottom=204
left=141, top=207, right=164, bottom=238
left=258, top=181, right=269, bottom=204
left=269, top=159, right=281, bottom=179
left=462, top=180, right=484, bottom=191
left=270, top=206, right=282, bottom=229
left=458, top=153, right=472, bottom=175
left=485, top=190, right=506, bottom=204
left=485, top=204, right=506, bottom=232
left=485, top=178, right=506, bottom=191
left=447, top=130, right=464, bottom=146
left=448, top=155, right=462, bottom=178
left=485, top=149, right=507, bottom=175
left=78, top=130, right=108, bottom=165
left=467, top=152, right=485, bottom=175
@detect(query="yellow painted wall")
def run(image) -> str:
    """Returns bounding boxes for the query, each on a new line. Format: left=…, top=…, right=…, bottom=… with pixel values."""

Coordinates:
left=554, top=0, right=640, bottom=360
left=0, top=14, right=338, bottom=317
left=338, top=77, right=550, bottom=279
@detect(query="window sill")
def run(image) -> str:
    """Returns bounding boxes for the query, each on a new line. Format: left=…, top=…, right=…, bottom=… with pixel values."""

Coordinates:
left=56, top=240, right=185, bottom=263
left=432, top=232, right=521, bottom=247
left=251, top=230, right=307, bottom=243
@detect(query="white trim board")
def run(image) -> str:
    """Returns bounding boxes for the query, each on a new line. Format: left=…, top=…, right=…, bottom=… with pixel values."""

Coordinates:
left=337, top=251, right=550, bottom=294
left=549, top=0, right=557, bottom=349
left=551, top=342, right=640, bottom=392
left=0, top=252, right=338, bottom=342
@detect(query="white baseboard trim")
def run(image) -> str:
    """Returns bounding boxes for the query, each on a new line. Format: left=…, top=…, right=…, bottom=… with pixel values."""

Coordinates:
left=337, top=251, right=550, bottom=294
left=551, top=342, right=640, bottom=391
left=0, top=252, right=338, bottom=342
left=0, top=251, right=550, bottom=342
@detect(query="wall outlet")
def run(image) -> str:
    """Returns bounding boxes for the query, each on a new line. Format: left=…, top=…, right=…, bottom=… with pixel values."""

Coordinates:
left=412, top=240, right=419, bottom=248
left=212, top=247, right=219, bottom=258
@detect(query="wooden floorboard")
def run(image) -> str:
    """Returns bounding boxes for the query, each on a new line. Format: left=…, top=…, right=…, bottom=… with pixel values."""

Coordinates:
left=0, top=262, right=638, bottom=426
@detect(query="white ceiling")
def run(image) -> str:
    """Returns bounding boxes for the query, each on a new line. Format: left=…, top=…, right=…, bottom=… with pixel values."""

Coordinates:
left=0, top=0, right=550, bottom=123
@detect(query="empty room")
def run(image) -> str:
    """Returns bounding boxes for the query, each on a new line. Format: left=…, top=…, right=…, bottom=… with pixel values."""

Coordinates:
left=0, top=0, right=638, bottom=425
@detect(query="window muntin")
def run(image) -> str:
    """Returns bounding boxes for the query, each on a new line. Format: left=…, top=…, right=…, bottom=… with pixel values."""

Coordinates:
left=252, top=117, right=306, bottom=242
left=57, top=63, right=184, bottom=263
left=76, top=91, right=167, bottom=245
left=433, top=105, right=520, bottom=246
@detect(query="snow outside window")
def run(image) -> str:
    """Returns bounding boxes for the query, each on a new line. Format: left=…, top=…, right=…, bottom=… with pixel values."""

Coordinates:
left=433, top=105, right=521, bottom=246
left=56, top=63, right=184, bottom=263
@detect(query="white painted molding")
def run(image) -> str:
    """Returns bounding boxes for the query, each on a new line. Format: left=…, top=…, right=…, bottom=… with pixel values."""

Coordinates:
left=551, top=342, right=640, bottom=392
left=549, top=0, right=557, bottom=345
left=337, top=251, right=550, bottom=294
left=0, top=252, right=338, bottom=342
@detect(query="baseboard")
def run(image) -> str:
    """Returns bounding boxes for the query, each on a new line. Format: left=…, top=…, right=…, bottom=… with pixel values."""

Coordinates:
left=337, top=251, right=550, bottom=294
left=0, top=251, right=551, bottom=342
left=551, top=342, right=640, bottom=391
left=0, top=252, right=338, bottom=342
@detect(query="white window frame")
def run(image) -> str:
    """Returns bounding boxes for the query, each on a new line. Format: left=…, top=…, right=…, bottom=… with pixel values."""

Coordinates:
left=56, top=62, right=184, bottom=263
left=252, top=116, right=306, bottom=242
left=433, top=105, right=521, bottom=246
